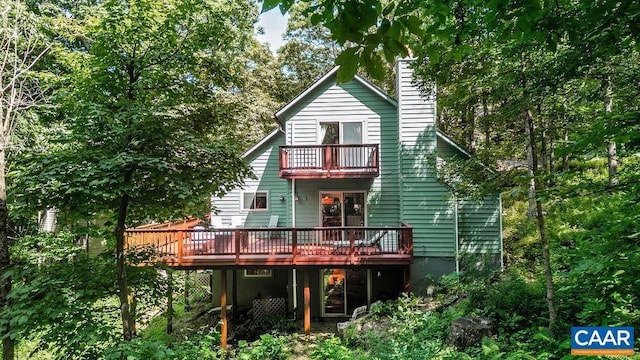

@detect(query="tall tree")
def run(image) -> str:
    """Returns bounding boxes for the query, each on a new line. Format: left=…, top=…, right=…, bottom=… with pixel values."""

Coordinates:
left=19, top=0, right=256, bottom=340
left=277, top=2, right=341, bottom=98
left=0, top=1, right=49, bottom=358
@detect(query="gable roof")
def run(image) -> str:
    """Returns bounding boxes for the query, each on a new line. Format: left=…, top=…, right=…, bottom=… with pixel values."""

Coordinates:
left=269, top=66, right=475, bottom=158
left=243, top=127, right=284, bottom=159
left=273, top=67, right=397, bottom=125
left=436, top=129, right=472, bottom=158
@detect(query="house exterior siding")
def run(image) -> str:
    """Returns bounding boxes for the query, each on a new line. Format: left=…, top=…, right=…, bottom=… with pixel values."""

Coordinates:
left=458, top=196, right=502, bottom=254
left=436, top=132, right=503, bottom=259
left=397, top=59, right=456, bottom=258
left=204, top=61, right=501, bottom=315
left=280, top=75, right=400, bottom=228
left=211, top=131, right=289, bottom=227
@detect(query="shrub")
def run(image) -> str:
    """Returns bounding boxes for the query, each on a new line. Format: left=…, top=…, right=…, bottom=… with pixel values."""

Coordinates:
left=311, top=336, right=366, bottom=360
left=236, top=333, right=291, bottom=360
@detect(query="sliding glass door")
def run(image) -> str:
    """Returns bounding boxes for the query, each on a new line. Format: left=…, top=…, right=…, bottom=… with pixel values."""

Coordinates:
left=321, top=268, right=368, bottom=317
left=320, top=191, right=365, bottom=229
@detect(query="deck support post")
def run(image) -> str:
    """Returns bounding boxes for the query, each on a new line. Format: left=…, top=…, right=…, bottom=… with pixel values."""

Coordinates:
left=303, top=269, right=310, bottom=335
left=167, top=270, right=173, bottom=334
left=366, top=269, right=372, bottom=308
left=220, top=269, right=228, bottom=350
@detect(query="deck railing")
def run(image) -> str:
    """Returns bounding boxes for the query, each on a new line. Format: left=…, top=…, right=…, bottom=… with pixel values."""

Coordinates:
left=279, top=144, right=379, bottom=179
left=125, top=224, right=412, bottom=267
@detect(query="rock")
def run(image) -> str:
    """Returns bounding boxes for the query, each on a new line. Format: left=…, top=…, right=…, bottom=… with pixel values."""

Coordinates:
left=448, top=317, right=493, bottom=349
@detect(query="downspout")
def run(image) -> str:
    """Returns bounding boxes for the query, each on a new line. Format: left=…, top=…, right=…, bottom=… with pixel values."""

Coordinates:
left=292, top=179, right=296, bottom=226
left=454, top=198, right=460, bottom=274
left=291, top=178, right=297, bottom=319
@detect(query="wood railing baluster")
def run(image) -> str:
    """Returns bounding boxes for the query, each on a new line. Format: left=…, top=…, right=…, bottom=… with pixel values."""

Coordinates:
left=124, top=224, right=412, bottom=267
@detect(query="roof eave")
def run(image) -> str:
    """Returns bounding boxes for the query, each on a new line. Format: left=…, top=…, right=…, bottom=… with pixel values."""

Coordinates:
left=242, top=127, right=284, bottom=159
left=274, top=67, right=397, bottom=120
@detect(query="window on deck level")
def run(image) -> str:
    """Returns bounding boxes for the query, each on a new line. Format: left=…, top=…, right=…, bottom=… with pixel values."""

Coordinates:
left=320, top=122, right=363, bottom=144
left=242, top=191, right=268, bottom=210
left=320, top=122, right=339, bottom=144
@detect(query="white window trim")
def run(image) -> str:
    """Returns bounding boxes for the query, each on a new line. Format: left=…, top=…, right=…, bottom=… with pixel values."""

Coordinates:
left=317, top=118, right=368, bottom=144
left=244, top=269, right=272, bottom=278
left=318, top=190, right=368, bottom=227
left=241, top=190, right=269, bottom=211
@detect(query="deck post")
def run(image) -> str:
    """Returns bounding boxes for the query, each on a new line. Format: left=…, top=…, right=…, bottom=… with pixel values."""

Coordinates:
left=234, top=230, right=240, bottom=262
left=366, top=269, right=372, bottom=308
left=221, top=269, right=228, bottom=350
left=303, top=269, right=310, bottom=335
left=177, top=231, right=183, bottom=265
left=324, top=146, right=331, bottom=174
left=350, top=233, right=355, bottom=264
left=292, top=229, right=297, bottom=264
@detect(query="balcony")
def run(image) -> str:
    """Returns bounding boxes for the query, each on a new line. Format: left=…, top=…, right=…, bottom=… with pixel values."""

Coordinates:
left=124, top=225, right=412, bottom=268
left=279, top=144, right=379, bottom=179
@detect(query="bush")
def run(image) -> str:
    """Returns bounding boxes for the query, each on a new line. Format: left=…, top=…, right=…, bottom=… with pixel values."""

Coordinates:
left=311, top=336, right=366, bottom=360
left=236, top=333, right=291, bottom=360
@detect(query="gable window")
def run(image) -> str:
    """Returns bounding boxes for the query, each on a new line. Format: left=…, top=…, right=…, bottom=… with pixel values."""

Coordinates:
left=319, top=122, right=363, bottom=145
left=242, top=191, right=268, bottom=210
left=320, top=122, right=339, bottom=144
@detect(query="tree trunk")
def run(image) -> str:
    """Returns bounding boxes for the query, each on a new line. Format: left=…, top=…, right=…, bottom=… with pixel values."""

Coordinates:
left=539, top=107, right=548, bottom=173
left=603, top=77, right=618, bottom=186
left=525, top=110, right=558, bottom=336
left=525, top=116, right=536, bottom=218
left=467, top=107, right=476, bottom=154
left=0, top=147, right=14, bottom=360
left=549, top=126, right=555, bottom=174
left=562, top=129, right=570, bottom=171
left=129, top=288, right=137, bottom=335
left=167, top=270, right=173, bottom=334
left=115, top=171, right=134, bottom=341
left=482, top=97, right=490, bottom=151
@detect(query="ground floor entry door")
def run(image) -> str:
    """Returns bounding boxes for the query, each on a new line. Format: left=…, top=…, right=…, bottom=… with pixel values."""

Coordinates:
left=321, top=268, right=367, bottom=317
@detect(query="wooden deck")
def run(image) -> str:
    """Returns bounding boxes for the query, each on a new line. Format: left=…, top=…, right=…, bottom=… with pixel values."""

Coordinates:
left=125, top=225, right=412, bottom=268
left=279, top=144, right=379, bottom=179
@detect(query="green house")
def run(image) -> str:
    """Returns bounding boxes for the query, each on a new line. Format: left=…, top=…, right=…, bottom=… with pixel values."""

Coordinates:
left=204, top=59, right=502, bottom=319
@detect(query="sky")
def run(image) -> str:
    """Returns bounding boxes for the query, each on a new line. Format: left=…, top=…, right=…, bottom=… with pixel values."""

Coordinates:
left=255, top=8, right=289, bottom=53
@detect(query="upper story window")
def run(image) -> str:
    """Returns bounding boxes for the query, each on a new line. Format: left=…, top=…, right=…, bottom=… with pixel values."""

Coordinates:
left=319, top=122, right=363, bottom=145
left=242, top=191, right=268, bottom=210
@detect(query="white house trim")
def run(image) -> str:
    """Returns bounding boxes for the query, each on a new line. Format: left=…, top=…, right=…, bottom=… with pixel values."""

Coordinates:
left=436, top=130, right=472, bottom=158
left=243, top=128, right=283, bottom=159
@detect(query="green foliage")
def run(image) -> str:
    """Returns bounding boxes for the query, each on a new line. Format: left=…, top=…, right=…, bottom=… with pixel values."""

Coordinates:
left=236, top=333, right=291, bottom=360
left=1, top=232, right=168, bottom=359
left=16, top=0, right=259, bottom=224
left=341, top=294, right=461, bottom=359
left=311, top=336, right=366, bottom=360
left=3, top=233, right=119, bottom=358
left=103, top=331, right=223, bottom=359
left=232, top=315, right=296, bottom=342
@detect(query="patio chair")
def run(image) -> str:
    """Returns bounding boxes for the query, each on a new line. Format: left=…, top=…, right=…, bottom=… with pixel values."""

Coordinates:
left=336, top=305, right=369, bottom=332
left=267, top=215, right=280, bottom=240
left=268, top=215, right=279, bottom=228
left=333, top=229, right=388, bottom=250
